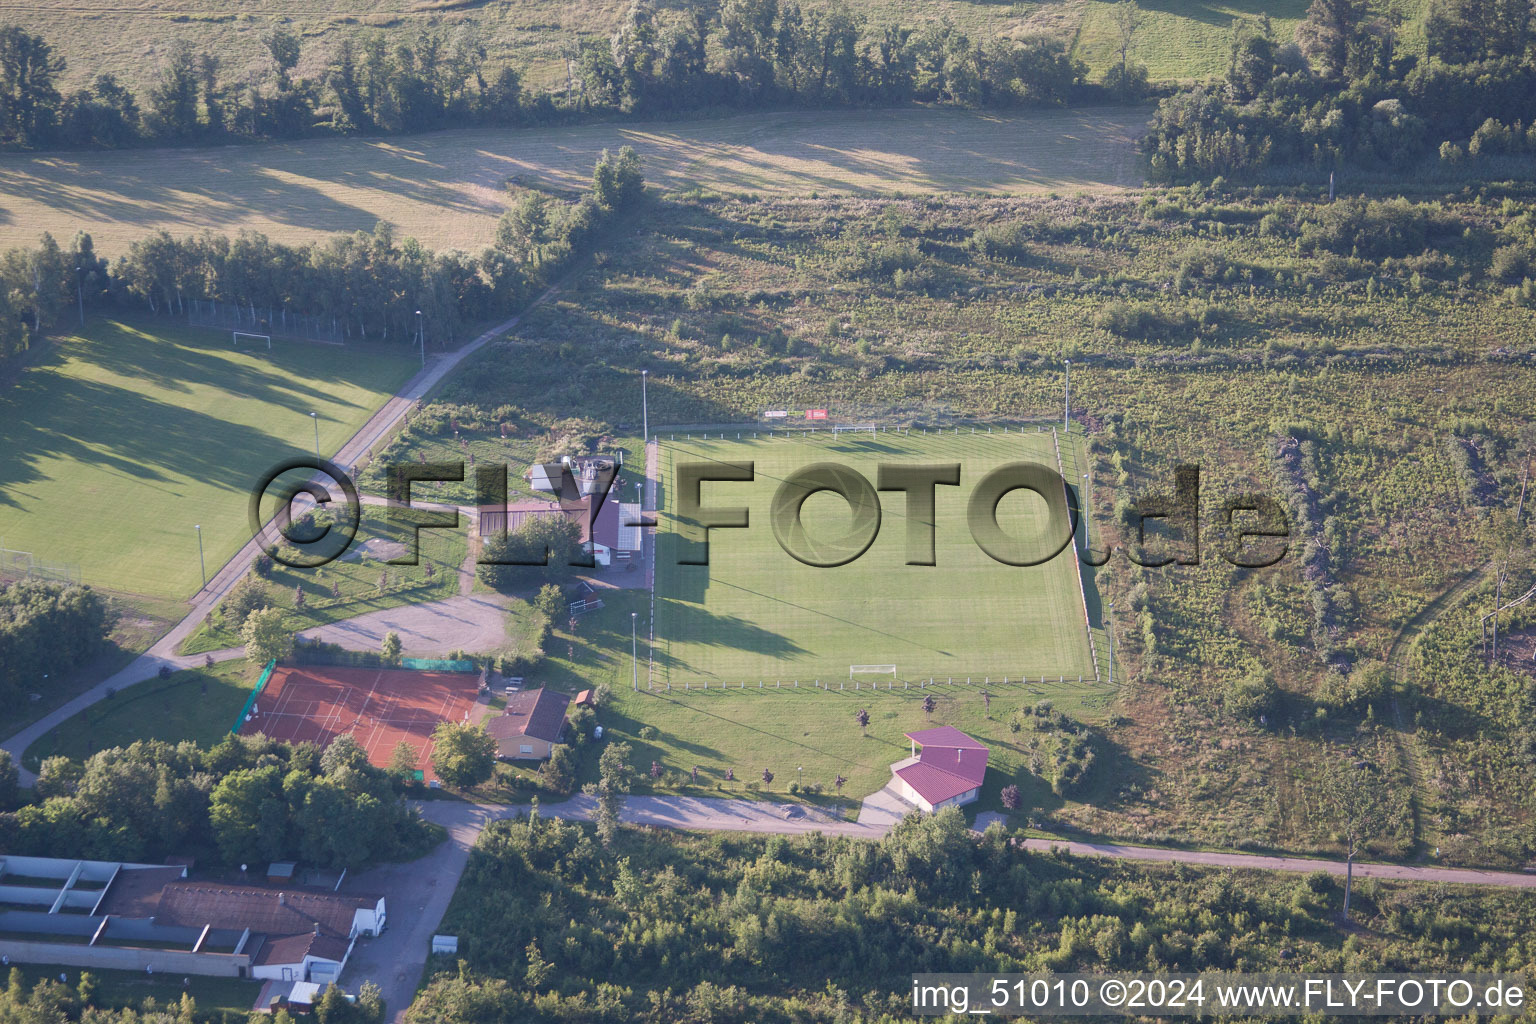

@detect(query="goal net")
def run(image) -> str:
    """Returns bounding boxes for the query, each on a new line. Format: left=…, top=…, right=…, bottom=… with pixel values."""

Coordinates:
left=850, top=664, right=897, bottom=680
left=233, top=331, right=272, bottom=351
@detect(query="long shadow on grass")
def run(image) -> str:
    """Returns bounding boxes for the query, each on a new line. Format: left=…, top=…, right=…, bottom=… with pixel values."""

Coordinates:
left=78, top=319, right=389, bottom=413
left=0, top=369, right=318, bottom=508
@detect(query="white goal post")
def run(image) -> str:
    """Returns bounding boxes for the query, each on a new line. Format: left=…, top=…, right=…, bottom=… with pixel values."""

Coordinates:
left=233, top=331, right=272, bottom=350
left=850, top=664, right=897, bottom=680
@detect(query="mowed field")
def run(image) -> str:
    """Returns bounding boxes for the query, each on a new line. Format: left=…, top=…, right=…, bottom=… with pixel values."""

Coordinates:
left=654, top=430, right=1096, bottom=686
left=0, top=107, right=1148, bottom=254
left=0, top=319, right=417, bottom=598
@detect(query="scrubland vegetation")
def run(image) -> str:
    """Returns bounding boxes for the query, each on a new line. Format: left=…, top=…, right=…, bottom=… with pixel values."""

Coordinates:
left=414, top=811, right=1536, bottom=1023
left=395, top=181, right=1536, bottom=864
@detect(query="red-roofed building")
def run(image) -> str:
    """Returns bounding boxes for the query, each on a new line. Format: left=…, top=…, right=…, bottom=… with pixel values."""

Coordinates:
left=478, top=495, right=626, bottom=566
left=889, top=726, right=989, bottom=812
left=486, top=687, right=571, bottom=760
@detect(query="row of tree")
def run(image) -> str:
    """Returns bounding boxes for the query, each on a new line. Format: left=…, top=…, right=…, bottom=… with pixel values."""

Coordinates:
left=0, top=732, right=437, bottom=870
left=1143, top=0, right=1536, bottom=178
left=0, top=966, right=381, bottom=1024
left=0, top=581, right=107, bottom=711
left=0, top=0, right=1099, bottom=150
left=0, top=147, right=644, bottom=379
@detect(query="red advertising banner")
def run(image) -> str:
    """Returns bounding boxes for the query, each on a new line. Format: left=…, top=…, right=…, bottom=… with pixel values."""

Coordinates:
left=806, top=409, right=828, bottom=420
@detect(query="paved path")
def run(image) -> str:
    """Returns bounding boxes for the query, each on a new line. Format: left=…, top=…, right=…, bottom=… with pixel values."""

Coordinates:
left=0, top=289, right=558, bottom=785
left=1017, top=838, right=1536, bottom=888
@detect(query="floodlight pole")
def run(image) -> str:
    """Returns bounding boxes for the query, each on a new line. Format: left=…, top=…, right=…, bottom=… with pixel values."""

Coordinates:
left=1063, top=358, right=1071, bottom=432
left=194, top=525, right=206, bottom=590
left=1106, top=598, right=1114, bottom=689
left=631, top=612, right=638, bottom=691
left=416, top=310, right=424, bottom=367
left=74, top=265, right=84, bottom=326
left=310, top=411, right=320, bottom=458
left=1082, top=472, right=1091, bottom=551
left=641, top=369, right=649, bottom=442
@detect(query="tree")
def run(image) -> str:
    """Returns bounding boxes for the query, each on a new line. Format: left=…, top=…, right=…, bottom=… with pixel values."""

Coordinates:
left=381, top=630, right=403, bottom=665
left=208, top=765, right=289, bottom=864
left=1227, top=15, right=1277, bottom=100
left=532, top=583, right=565, bottom=621
left=922, top=694, right=936, bottom=717
left=293, top=583, right=305, bottom=610
left=0, top=749, right=18, bottom=812
left=540, top=744, right=575, bottom=793
left=584, top=741, right=633, bottom=846
left=146, top=40, right=200, bottom=137
left=430, top=722, right=496, bottom=789
left=1110, top=1, right=1141, bottom=79
left=34, top=755, right=80, bottom=799
left=524, top=939, right=553, bottom=989
left=264, top=26, right=301, bottom=90
left=1426, top=0, right=1534, bottom=61
left=388, top=740, right=419, bottom=782
left=592, top=145, right=645, bottom=211
left=240, top=606, right=291, bottom=665
left=855, top=708, right=869, bottom=734
left=1001, top=784, right=1022, bottom=810
left=1296, top=0, right=1365, bottom=79
left=478, top=512, right=584, bottom=591
left=1324, top=758, right=1386, bottom=922
left=320, top=733, right=370, bottom=777
left=0, top=26, right=63, bottom=146
left=761, top=768, right=774, bottom=788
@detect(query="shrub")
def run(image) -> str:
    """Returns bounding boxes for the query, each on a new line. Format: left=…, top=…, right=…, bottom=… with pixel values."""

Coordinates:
left=1490, top=243, right=1534, bottom=283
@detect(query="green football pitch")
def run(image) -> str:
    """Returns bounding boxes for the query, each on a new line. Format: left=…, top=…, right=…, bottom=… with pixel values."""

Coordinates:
left=0, top=319, right=416, bottom=599
left=653, top=429, right=1096, bottom=686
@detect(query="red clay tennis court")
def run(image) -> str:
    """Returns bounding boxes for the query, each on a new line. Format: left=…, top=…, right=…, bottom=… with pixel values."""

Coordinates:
left=237, top=666, right=482, bottom=782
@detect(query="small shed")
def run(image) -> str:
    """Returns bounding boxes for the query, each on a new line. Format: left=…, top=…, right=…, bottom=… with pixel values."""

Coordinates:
left=528, top=464, right=560, bottom=493
left=266, top=861, right=297, bottom=885
left=432, top=935, right=459, bottom=955
left=288, top=982, right=322, bottom=1011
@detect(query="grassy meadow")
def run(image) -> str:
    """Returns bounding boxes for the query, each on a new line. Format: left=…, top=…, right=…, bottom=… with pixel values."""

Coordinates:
left=0, top=318, right=417, bottom=600
left=22, top=660, right=258, bottom=768
left=0, top=107, right=1146, bottom=254
left=654, top=431, right=1097, bottom=685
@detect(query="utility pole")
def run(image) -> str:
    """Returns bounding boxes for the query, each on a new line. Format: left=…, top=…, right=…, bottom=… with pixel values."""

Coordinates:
left=194, top=525, right=206, bottom=590
left=641, top=369, right=649, bottom=443
left=1063, top=358, right=1071, bottom=432
left=416, top=309, right=424, bottom=368
left=310, top=411, right=320, bottom=458
left=631, top=612, right=638, bottom=690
